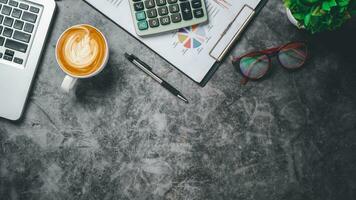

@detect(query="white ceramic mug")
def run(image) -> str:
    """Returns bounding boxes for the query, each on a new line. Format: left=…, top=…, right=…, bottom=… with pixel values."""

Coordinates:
left=55, top=24, right=109, bottom=92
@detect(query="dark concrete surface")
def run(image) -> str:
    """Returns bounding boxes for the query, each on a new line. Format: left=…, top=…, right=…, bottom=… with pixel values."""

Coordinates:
left=1, top=0, right=356, bottom=199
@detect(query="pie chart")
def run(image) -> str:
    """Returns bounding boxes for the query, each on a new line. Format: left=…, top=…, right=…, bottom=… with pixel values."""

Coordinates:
left=178, top=25, right=206, bottom=49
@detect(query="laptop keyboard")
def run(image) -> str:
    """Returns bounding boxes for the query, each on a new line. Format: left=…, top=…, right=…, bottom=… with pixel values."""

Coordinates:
left=0, top=0, right=41, bottom=67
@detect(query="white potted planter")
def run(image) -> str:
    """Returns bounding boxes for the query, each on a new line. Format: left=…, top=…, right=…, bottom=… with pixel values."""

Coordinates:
left=286, top=8, right=305, bottom=29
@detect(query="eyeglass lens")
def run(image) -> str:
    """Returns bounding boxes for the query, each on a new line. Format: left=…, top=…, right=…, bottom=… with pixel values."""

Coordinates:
left=239, top=54, right=269, bottom=79
left=278, top=42, right=308, bottom=69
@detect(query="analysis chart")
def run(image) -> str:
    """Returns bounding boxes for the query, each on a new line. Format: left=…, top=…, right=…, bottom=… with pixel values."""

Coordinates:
left=178, top=25, right=206, bottom=49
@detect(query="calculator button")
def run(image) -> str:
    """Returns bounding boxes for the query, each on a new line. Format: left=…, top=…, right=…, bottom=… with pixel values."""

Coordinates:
left=158, top=6, right=168, bottom=16
left=133, top=2, right=144, bottom=11
left=180, top=2, right=192, bottom=20
left=193, top=8, right=204, bottom=18
left=168, top=4, right=179, bottom=13
left=144, top=0, right=155, bottom=9
left=171, top=13, right=181, bottom=23
left=137, top=20, right=148, bottom=30
left=160, top=16, right=170, bottom=25
left=167, top=0, right=177, bottom=3
left=135, top=11, right=146, bottom=21
left=149, top=18, right=159, bottom=27
left=191, top=0, right=202, bottom=9
left=156, top=0, right=166, bottom=6
left=146, top=9, right=157, bottom=18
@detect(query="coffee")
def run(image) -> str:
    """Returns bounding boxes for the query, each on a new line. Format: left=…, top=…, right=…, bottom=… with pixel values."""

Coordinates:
left=56, top=24, right=107, bottom=77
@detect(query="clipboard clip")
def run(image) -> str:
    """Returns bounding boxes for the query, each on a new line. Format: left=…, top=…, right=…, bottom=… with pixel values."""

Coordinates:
left=209, top=5, right=255, bottom=62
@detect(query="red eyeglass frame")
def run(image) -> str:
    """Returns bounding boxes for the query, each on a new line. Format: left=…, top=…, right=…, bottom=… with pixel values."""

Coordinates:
left=231, top=42, right=309, bottom=84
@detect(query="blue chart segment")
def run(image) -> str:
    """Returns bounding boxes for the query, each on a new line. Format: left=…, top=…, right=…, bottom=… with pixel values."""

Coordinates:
left=178, top=25, right=206, bottom=49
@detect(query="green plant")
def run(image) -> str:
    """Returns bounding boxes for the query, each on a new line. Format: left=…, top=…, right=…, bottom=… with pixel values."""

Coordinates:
left=283, top=0, right=356, bottom=33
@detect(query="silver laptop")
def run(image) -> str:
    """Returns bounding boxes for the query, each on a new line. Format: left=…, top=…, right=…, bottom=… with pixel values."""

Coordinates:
left=0, top=0, right=56, bottom=120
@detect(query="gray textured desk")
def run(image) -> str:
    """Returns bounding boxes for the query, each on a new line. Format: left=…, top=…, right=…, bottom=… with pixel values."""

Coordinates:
left=0, top=0, right=355, bottom=199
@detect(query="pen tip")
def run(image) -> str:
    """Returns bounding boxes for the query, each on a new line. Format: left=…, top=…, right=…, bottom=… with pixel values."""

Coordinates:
left=178, top=94, right=189, bottom=104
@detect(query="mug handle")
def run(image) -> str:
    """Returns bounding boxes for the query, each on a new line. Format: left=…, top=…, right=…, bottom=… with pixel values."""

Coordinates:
left=61, top=75, right=77, bottom=92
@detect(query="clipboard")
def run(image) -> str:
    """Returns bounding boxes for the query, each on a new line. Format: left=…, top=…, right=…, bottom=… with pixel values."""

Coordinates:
left=84, top=0, right=267, bottom=87
left=201, top=0, right=267, bottom=86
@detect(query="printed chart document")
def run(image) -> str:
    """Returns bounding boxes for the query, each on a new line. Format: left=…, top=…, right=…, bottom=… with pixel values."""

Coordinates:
left=85, top=0, right=263, bottom=84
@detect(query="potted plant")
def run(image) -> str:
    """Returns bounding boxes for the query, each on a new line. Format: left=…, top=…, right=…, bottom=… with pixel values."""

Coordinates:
left=283, top=0, right=356, bottom=33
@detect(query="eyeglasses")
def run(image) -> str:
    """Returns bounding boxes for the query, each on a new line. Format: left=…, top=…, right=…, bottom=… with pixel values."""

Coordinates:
left=232, top=42, right=308, bottom=84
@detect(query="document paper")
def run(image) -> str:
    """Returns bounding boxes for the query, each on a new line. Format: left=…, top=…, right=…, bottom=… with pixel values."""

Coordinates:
left=85, top=0, right=261, bottom=83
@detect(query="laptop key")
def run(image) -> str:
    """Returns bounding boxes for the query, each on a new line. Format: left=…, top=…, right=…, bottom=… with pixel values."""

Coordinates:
left=0, top=26, right=3, bottom=34
left=9, top=0, right=18, bottom=7
left=167, top=0, right=177, bottom=4
left=0, top=15, right=4, bottom=24
left=2, top=5, right=12, bottom=16
left=23, top=23, right=33, bottom=33
left=0, top=0, right=8, bottom=4
left=13, top=20, right=23, bottom=30
left=13, top=30, right=30, bottom=43
left=3, top=54, right=12, bottom=61
left=19, top=3, right=29, bottom=10
left=29, top=6, right=39, bottom=13
left=0, top=36, right=4, bottom=46
left=22, top=11, right=37, bottom=23
left=3, top=27, right=13, bottom=37
left=5, top=38, right=27, bottom=52
left=3, top=17, right=14, bottom=27
left=5, top=49, right=14, bottom=56
left=12, top=8, right=22, bottom=18
left=13, top=57, right=22, bottom=64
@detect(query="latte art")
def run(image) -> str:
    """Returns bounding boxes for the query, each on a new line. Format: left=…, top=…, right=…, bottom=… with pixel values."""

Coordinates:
left=56, top=25, right=107, bottom=76
left=65, top=32, right=100, bottom=69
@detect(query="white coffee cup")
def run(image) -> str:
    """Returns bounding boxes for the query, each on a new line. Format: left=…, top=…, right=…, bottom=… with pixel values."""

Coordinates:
left=55, top=24, right=109, bottom=92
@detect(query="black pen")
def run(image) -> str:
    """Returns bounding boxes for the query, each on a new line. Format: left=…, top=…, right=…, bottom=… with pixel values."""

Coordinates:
left=124, top=53, right=189, bottom=104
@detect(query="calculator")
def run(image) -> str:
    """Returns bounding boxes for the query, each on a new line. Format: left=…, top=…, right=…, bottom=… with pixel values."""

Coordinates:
left=129, top=0, right=208, bottom=36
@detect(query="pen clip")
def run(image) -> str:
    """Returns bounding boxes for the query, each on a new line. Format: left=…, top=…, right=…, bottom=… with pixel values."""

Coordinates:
left=131, top=54, right=152, bottom=71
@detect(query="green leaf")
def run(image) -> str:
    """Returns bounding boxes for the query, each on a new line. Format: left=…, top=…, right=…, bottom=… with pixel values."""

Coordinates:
left=304, top=13, right=312, bottom=25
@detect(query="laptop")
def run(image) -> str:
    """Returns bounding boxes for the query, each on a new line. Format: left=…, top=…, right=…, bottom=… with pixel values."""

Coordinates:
left=0, top=0, right=56, bottom=120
